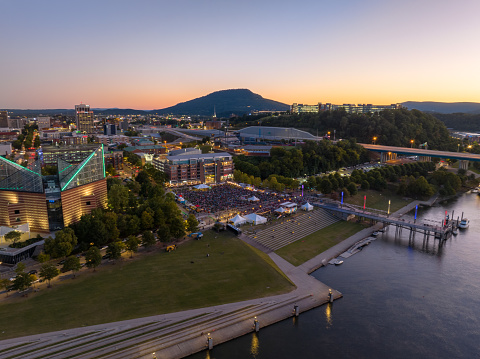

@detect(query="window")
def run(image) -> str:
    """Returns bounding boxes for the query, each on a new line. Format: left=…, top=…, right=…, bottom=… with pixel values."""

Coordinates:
left=14, top=210, right=20, bottom=214
left=86, top=201, right=91, bottom=206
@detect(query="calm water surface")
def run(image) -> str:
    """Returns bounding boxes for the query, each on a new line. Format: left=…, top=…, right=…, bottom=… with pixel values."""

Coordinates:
left=189, top=193, right=480, bottom=359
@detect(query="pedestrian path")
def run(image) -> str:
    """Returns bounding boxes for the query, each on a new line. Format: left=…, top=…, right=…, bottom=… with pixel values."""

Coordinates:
left=250, top=209, right=339, bottom=251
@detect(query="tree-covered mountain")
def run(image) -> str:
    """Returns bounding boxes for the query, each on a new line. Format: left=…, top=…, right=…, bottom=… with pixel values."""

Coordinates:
left=153, top=89, right=290, bottom=117
left=432, top=113, right=480, bottom=132
left=257, top=108, right=457, bottom=151
left=402, top=101, right=480, bottom=114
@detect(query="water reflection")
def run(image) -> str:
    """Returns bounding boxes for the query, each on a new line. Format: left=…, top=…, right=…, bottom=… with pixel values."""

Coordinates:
left=379, top=226, right=446, bottom=257
left=325, top=303, right=333, bottom=328
left=250, top=333, right=260, bottom=357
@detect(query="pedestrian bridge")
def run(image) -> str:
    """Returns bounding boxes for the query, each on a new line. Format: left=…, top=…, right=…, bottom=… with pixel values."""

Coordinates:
left=359, top=144, right=480, bottom=170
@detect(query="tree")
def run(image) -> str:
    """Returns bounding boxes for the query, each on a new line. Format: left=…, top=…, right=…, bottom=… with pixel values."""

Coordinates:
left=186, top=214, right=199, bottom=232
left=15, top=262, right=26, bottom=275
left=44, top=228, right=78, bottom=258
left=108, top=184, right=129, bottom=212
left=319, top=179, right=332, bottom=194
left=5, top=231, right=21, bottom=246
left=85, top=246, right=102, bottom=271
left=12, top=272, right=34, bottom=293
left=37, top=252, right=50, bottom=263
left=141, top=210, right=154, bottom=229
left=62, top=256, right=82, bottom=278
left=125, top=235, right=141, bottom=258
left=107, top=241, right=124, bottom=262
left=39, top=263, right=60, bottom=287
left=347, top=182, right=358, bottom=196
left=142, top=230, right=156, bottom=249
left=0, top=278, right=11, bottom=297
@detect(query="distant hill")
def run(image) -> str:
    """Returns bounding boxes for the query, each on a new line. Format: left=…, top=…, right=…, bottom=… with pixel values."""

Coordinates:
left=153, top=89, right=290, bottom=117
left=402, top=101, right=480, bottom=114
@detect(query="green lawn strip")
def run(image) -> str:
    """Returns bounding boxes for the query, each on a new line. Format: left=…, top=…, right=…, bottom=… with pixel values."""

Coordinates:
left=275, top=221, right=366, bottom=266
left=245, top=243, right=295, bottom=286
left=344, top=189, right=412, bottom=212
left=0, top=231, right=293, bottom=339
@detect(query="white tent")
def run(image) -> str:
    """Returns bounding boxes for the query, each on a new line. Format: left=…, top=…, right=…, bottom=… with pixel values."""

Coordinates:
left=274, top=207, right=286, bottom=213
left=193, top=184, right=211, bottom=190
left=301, top=202, right=314, bottom=211
left=244, top=213, right=267, bottom=225
left=229, top=214, right=247, bottom=226
left=248, top=196, right=260, bottom=202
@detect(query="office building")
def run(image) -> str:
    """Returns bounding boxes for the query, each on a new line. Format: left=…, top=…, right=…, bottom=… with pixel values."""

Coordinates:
left=0, top=111, right=8, bottom=127
left=291, top=103, right=402, bottom=114
left=0, top=145, right=107, bottom=233
left=75, top=104, right=94, bottom=133
left=103, top=124, right=117, bottom=136
left=153, top=152, right=233, bottom=185
left=37, top=117, right=51, bottom=130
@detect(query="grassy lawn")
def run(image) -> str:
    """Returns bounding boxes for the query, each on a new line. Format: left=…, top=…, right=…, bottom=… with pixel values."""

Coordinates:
left=344, top=189, right=412, bottom=212
left=275, top=221, right=366, bottom=266
left=0, top=231, right=294, bottom=339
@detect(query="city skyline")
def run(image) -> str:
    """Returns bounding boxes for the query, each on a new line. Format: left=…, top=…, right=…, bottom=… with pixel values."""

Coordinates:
left=1, top=0, right=479, bottom=110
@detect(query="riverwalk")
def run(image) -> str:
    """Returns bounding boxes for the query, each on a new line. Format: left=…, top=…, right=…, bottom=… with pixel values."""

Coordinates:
left=0, top=196, right=435, bottom=359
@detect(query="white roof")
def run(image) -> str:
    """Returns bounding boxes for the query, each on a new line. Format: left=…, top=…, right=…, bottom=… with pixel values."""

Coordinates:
left=193, top=184, right=211, bottom=189
left=274, top=207, right=286, bottom=213
left=280, top=202, right=297, bottom=208
left=229, top=214, right=247, bottom=225
left=248, top=196, right=260, bottom=201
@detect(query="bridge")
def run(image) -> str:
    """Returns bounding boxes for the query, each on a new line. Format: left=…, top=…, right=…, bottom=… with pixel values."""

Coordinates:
left=312, top=198, right=454, bottom=240
left=358, top=143, right=480, bottom=170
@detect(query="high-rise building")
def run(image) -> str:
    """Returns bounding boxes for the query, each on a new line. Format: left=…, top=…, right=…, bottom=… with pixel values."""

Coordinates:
left=291, top=103, right=402, bottom=114
left=75, top=104, right=94, bottom=133
left=37, top=116, right=51, bottom=130
left=0, top=111, right=9, bottom=128
left=103, top=124, right=117, bottom=136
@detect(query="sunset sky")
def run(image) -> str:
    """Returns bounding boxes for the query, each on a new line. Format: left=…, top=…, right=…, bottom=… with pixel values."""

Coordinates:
left=1, top=0, right=479, bottom=110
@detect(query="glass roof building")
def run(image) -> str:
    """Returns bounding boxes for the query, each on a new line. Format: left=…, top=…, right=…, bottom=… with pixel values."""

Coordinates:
left=0, top=145, right=107, bottom=233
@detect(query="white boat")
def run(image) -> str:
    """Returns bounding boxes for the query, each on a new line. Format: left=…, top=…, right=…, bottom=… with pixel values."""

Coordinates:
left=372, top=231, right=379, bottom=237
left=452, top=228, right=458, bottom=235
left=333, top=259, right=344, bottom=265
left=458, top=219, right=469, bottom=229
left=472, top=187, right=479, bottom=193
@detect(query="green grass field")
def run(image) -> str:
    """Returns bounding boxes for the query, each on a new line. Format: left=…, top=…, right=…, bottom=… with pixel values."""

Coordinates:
left=275, top=221, right=366, bottom=266
left=344, top=189, right=412, bottom=212
left=0, top=231, right=294, bottom=339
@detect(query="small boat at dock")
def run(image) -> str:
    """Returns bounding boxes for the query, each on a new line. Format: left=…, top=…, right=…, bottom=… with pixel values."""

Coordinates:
left=333, top=259, right=344, bottom=265
left=458, top=218, right=469, bottom=229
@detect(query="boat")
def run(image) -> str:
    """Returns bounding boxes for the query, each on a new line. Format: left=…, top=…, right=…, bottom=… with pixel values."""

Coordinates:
left=333, top=259, right=344, bottom=265
left=372, top=231, right=379, bottom=237
left=452, top=228, right=458, bottom=235
left=458, top=218, right=469, bottom=229
left=472, top=187, right=479, bottom=193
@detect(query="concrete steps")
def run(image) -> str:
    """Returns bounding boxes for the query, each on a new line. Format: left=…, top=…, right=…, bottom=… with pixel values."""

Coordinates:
left=250, top=209, right=339, bottom=251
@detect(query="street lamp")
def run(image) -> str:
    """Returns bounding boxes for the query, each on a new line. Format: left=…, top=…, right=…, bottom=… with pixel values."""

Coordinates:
left=457, top=143, right=460, bottom=152
left=410, top=139, right=414, bottom=148
left=373, top=137, right=377, bottom=145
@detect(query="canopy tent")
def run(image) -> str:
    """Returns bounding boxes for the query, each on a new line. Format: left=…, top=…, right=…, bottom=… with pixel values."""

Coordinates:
left=301, top=202, right=314, bottom=211
left=244, top=213, right=267, bottom=225
left=229, top=214, right=247, bottom=226
left=248, top=196, right=260, bottom=202
left=274, top=207, right=286, bottom=213
left=193, top=184, right=211, bottom=190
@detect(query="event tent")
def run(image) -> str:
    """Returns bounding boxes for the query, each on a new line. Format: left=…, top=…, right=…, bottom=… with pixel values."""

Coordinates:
left=248, top=196, right=260, bottom=202
left=244, top=213, right=267, bottom=225
left=229, top=214, right=247, bottom=226
left=301, top=202, right=314, bottom=211
left=193, top=184, right=211, bottom=190
left=274, top=207, right=286, bottom=213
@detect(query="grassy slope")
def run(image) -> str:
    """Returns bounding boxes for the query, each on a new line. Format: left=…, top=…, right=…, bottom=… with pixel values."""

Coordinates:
left=344, top=189, right=412, bottom=212
left=0, top=231, right=294, bottom=339
left=275, top=221, right=365, bottom=266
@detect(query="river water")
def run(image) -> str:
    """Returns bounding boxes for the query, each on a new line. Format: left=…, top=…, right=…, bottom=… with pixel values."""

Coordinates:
left=188, top=192, right=480, bottom=359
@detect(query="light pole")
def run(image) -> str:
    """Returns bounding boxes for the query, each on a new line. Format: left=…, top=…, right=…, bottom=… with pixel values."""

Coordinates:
left=373, top=137, right=377, bottom=145
left=410, top=139, right=414, bottom=148
left=457, top=143, right=460, bottom=152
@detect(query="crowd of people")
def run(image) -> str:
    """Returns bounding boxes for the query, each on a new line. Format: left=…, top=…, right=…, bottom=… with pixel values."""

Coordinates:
left=174, top=184, right=298, bottom=217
